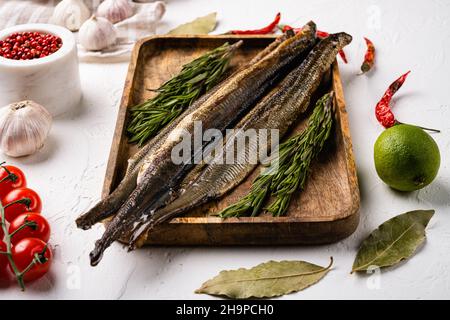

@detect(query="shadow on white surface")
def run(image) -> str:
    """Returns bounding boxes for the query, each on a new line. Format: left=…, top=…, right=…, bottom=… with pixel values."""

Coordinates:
left=416, top=180, right=450, bottom=207
left=4, top=135, right=59, bottom=166
left=55, top=95, right=89, bottom=121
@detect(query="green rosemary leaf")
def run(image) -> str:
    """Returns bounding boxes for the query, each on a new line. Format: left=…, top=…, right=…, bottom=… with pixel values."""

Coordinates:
left=127, top=42, right=240, bottom=146
left=219, top=92, right=335, bottom=218
left=187, top=72, right=208, bottom=84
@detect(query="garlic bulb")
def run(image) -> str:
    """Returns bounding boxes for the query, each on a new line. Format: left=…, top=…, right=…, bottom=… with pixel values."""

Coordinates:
left=97, top=0, right=134, bottom=24
left=0, top=101, right=52, bottom=158
left=79, top=15, right=117, bottom=51
left=50, top=0, right=91, bottom=32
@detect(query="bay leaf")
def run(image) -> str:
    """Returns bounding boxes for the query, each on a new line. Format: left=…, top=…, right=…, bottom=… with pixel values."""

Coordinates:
left=168, top=12, right=217, bottom=35
left=352, top=209, right=434, bottom=273
left=196, top=257, right=333, bottom=299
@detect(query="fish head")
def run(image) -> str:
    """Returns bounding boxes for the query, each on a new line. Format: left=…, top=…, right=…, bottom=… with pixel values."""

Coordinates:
left=297, top=21, right=317, bottom=41
left=330, top=32, right=353, bottom=49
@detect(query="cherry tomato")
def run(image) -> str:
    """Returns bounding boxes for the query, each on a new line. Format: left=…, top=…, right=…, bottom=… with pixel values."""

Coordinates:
left=0, top=241, right=9, bottom=277
left=2, top=188, right=42, bottom=222
left=9, top=213, right=50, bottom=244
left=10, top=238, right=52, bottom=282
left=0, top=165, right=27, bottom=199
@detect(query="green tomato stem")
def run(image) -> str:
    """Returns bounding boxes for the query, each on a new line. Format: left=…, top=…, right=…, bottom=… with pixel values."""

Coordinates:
left=9, top=220, right=38, bottom=238
left=3, top=197, right=31, bottom=209
left=0, top=199, right=25, bottom=290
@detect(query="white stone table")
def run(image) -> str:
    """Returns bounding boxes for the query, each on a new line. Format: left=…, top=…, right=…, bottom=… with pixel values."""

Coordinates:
left=1, top=0, right=449, bottom=299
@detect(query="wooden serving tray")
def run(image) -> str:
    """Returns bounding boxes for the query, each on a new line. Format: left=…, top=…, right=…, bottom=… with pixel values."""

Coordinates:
left=104, top=35, right=360, bottom=245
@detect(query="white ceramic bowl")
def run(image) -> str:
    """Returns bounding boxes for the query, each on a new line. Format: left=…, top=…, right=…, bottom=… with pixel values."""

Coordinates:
left=0, top=24, right=82, bottom=117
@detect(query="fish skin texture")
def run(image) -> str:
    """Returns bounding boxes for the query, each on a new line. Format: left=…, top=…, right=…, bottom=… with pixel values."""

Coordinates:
left=88, top=22, right=318, bottom=266
left=130, top=31, right=353, bottom=248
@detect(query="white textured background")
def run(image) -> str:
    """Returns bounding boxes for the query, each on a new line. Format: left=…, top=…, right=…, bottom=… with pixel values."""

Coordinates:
left=1, top=0, right=450, bottom=299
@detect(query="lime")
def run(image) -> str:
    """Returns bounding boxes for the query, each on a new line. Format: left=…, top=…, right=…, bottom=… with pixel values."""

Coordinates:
left=374, top=124, right=440, bottom=191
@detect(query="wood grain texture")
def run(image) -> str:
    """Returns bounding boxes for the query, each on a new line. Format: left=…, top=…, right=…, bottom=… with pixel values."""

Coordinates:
left=103, top=35, right=360, bottom=245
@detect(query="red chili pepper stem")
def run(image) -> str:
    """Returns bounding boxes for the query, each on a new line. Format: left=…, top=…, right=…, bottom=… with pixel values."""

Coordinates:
left=395, top=121, right=440, bottom=133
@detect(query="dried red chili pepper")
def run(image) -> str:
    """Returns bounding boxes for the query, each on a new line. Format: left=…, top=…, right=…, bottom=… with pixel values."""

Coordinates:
left=375, top=71, right=410, bottom=128
left=316, top=30, right=330, bottom=38
left=360, top=37, right=375, bottom=74
left=337, top=47, right=348, bottom=63
left=281, top=25, right=348, bottom=63
left=280, top=25, right=298, bottom=33
left=375, top=71, right=439, bottom=132
left=230, top=13, right=281, bottom=35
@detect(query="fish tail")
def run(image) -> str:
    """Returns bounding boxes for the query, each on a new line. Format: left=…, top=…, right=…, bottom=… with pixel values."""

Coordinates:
left=89, top=197, right=138, bottom=266
left=76, top=171, right=138, bottom=229
left=89, top=175, right=173, bottom=265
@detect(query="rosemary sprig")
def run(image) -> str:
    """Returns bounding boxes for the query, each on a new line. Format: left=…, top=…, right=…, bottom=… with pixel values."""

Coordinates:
left=127, top=41, right=241, bottom=146
left=219, top=92, right=335, bottom=218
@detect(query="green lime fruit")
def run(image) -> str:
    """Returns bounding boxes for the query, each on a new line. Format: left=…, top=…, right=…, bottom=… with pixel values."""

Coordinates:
left=374, top=124, right=440, bottom=191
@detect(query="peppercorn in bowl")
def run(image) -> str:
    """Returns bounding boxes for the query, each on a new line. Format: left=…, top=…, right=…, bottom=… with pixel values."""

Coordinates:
left=0, top=24, right=82, bottom=116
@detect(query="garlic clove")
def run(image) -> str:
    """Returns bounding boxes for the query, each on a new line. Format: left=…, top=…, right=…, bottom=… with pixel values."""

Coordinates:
left=97, top=0, right=134, bottom=24
left=0, top=101, right=52, bottom=158
left=79, top=15, right=118, bottom=51
left=84, top=0, right=103, bottom=12
left=50, top=0, right=91, bottom=32
left=115, top=1, right=166, bottom=41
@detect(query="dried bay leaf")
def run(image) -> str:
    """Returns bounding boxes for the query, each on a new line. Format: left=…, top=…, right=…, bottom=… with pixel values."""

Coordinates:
left=352, top=209, right=434, bottom=273
left=168, top=12, right=217, bottom=35
left=196, top=257, right=333, bottom=299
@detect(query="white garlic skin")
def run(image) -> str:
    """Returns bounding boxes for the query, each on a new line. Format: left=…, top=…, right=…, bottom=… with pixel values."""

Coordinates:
left=97, top=0, right=134, bottom=24
left=79, top=15, right=117, bottom=51
left=50, top=0, right=91, bottom=32
left=0, top=101, right=52, bottom=158
left=115, top=1, right=165, bottom=42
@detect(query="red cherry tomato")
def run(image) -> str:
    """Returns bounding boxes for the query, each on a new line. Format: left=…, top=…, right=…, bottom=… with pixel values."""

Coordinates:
left=0, top=165, right=27, bottom=199
left=9, top=213, right=50, bottom=244
left=10, top=238, right=52, bottom=282
left=1, top=188, right=42, bottom=222
left=0, top=241, right=9, bottom=277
